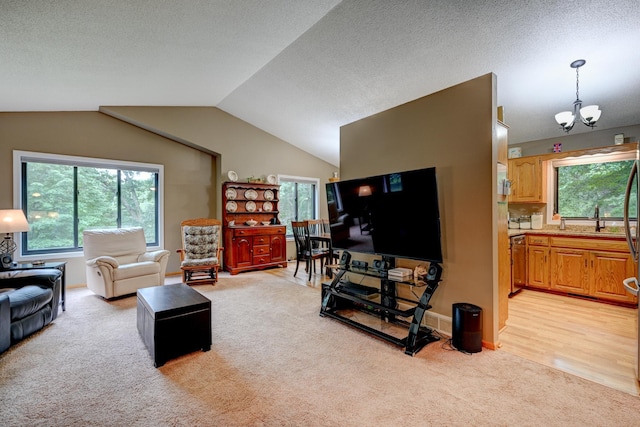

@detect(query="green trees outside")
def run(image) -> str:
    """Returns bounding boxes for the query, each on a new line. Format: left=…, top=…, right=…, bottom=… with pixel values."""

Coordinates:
left=25, top=162, right=157, bottom=252
left=279, top=181, right=316, bottom=235
left=557, top=160, right=637, bottom=219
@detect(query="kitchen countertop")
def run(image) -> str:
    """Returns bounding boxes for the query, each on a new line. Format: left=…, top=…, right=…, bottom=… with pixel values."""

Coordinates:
left=508, top=225, right=628, bottom=239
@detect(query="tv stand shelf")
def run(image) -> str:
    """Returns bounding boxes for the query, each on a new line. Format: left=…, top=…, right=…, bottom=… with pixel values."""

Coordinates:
left=320, top=255, right=443, bottom=356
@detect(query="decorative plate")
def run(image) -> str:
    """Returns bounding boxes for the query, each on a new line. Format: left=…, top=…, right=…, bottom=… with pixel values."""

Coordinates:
left=246, top=201, right=257, bottom=212
left=225, top=201, right=237, bottom=212
left=227, top=170, right=238, bottom=182
left=264, top=189, right=274, bottom=201
left=266, top=174, right=277, bottom=185
left=263, top=201, right=273, bottom=212
left=225, top=188, right=237, bottom=200
left=244, top=189, right=258, bottom=200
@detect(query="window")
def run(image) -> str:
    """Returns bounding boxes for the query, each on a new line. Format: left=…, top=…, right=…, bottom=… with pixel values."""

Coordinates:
left=278, top=175, right=319, bottom=236
left=13, top=151, right=163, bottom=256
left=553, top=152, right=636, bottom=220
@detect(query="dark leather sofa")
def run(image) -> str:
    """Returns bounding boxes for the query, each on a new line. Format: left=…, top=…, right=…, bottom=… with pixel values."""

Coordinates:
left=0, top=269, right=62, bottom=354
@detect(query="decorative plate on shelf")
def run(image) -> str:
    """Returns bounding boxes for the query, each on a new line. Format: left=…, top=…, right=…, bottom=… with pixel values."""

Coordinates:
left=226, top=201, right=237, bottom=212
left=244, top=189, right=258, bottom=200
left=266, top=174, right=277, bottom=185
left=246, top=201, right=257, bottom=212
left=263, top=201, right=273, bottom=212
left=225, top=188, right=237, bottom=200
left=264, top=189, right=274, bottom=201
left=227, top=170, right=238, bottom=182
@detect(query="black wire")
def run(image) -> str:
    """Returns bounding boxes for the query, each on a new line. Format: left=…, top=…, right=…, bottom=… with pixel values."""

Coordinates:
left=433, top=330, right=472, bottom=355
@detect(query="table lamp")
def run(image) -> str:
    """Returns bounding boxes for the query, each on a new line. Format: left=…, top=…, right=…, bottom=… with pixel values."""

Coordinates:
left=0, top=209, right=30, bottom=269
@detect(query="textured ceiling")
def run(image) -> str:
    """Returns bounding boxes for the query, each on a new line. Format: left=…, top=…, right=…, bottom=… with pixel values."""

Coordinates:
left=2, top=0, right=640, bottom=166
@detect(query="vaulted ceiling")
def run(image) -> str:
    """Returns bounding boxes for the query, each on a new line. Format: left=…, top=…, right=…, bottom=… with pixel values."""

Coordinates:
left=3, top=1, right=640, bottom=166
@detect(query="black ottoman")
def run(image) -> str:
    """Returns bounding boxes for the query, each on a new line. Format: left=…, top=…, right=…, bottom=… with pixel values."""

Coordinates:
left=136, top=284, right=211, bottom=367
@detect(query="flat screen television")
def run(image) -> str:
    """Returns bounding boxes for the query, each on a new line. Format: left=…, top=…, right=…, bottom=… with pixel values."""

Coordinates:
left=326, top=167, right=443, bottom=263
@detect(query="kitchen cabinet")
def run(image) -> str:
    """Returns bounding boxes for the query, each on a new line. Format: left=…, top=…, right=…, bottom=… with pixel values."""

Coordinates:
left=524, top=234, right=638, bottom=305
left=590, top=250, right=635, bottom=304
left=527, top=235, right=549, bottom=289
left=508, top=156, right=547, bottom=203
left=550, top=248, right=589, bottom=294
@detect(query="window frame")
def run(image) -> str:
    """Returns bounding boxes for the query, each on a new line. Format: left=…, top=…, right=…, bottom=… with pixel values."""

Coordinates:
left=277, top=174, right=320, bottom=237
left=13, top=150, right=165, bottom=261
left=546, top=150, right=637, bottom=225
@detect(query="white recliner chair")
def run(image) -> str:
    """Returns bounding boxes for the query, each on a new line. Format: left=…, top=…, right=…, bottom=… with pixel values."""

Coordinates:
left=83, top=227, right=170, bottom=299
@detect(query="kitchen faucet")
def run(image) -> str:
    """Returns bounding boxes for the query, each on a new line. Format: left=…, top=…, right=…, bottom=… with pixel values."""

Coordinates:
left=594, top=204, right=605, bottom=232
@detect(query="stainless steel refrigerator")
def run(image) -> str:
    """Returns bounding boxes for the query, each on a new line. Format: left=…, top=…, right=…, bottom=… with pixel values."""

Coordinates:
left=623, top=145, right=640, bottom=384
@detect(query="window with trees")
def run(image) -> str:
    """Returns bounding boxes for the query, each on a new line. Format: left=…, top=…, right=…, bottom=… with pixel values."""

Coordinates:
left=553, top=152, right=637, bottom=220
left=278, top=176, right=319, bottom=236
left=14, top=151, right=163, bottom=256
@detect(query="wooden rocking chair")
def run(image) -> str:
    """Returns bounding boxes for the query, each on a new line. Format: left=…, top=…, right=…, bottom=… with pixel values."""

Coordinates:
left=177, top=218, right=224, bottom=285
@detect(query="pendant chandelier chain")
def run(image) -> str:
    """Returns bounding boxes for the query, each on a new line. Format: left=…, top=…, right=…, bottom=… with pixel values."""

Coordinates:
left=575, top=66, right=581, bottom=103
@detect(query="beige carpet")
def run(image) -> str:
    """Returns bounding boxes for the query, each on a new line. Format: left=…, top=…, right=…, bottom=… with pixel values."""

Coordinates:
left=2, top=269, right=640, bottom=426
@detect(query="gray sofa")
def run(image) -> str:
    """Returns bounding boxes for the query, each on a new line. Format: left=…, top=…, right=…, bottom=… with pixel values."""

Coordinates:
left=0, top=269, right=62, bottom=354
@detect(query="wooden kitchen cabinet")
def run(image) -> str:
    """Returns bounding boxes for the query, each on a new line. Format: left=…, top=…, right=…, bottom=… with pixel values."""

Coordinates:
left=508, top=156, right=547, bottom=203
left=590, top=251, right=636, bottom=304
left=527, top=245, right=549, bottom=289
left=524, top=234, right=638, bottom=305
left=550, top=248, right=589, bottom=294
left=527, top=235, right=550, bottom=288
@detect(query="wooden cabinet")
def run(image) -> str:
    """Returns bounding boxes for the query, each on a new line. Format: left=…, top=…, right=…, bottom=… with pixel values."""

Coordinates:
left=527, top=243, right=549, bottom=289
left=508, top=156, right=547, bottom=203
left=224, top=226, right=287, bottom=274
left=550, top=248, right=589, bottom=294
left=527, top=235, right=549, bottom=289
left=222, top=181, right=287, bottom=275
left=525, top=234, right=637, bottom=305
left=590, top=251, right=635, bottom=304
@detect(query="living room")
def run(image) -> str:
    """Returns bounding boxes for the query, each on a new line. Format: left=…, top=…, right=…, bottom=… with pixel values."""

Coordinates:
left=2, top=1, right=640, bottom=425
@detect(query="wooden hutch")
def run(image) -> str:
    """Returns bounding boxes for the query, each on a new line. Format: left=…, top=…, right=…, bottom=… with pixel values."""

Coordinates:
left=222, top=181, right=287, bottom=274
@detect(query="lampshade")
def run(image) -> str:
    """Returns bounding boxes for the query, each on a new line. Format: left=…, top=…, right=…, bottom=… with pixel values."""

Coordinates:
left=579, top=105, right=601, bottom=125
left=358, top=185, right=372, bottom=197
left=0, top=209, right=30, bottom=234
left=554, top=111, right=574, bottom=127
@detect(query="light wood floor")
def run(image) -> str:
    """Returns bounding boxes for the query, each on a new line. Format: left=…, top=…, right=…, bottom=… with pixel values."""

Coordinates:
left=499, top=289, right=640, bottom=395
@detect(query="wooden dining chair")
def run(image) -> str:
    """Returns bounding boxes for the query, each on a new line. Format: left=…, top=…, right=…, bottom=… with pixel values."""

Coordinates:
left=307, top=219, right=323, bottom=250
left=320, top=218, right=331, bottom=235
left=319, top=218, right=339, bottom=274
left=307, top=219, right=323, bottom=236
left=291, top=220, right=327, bottom=281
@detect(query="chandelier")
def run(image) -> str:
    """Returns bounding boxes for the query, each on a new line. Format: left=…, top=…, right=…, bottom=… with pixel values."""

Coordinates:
left=554, top=59, right=602, bottom=133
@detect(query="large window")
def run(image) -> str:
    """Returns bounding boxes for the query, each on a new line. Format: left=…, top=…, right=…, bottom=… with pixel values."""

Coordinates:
left=14, top=151, right=163, bottom=256
left=553, top=152, right=636, bottom=220
left=278, top=176, right=319, bottom=236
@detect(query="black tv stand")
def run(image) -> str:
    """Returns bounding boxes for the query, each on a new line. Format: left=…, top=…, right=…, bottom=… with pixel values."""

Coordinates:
left=320, top=255, right=443, bottom=356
